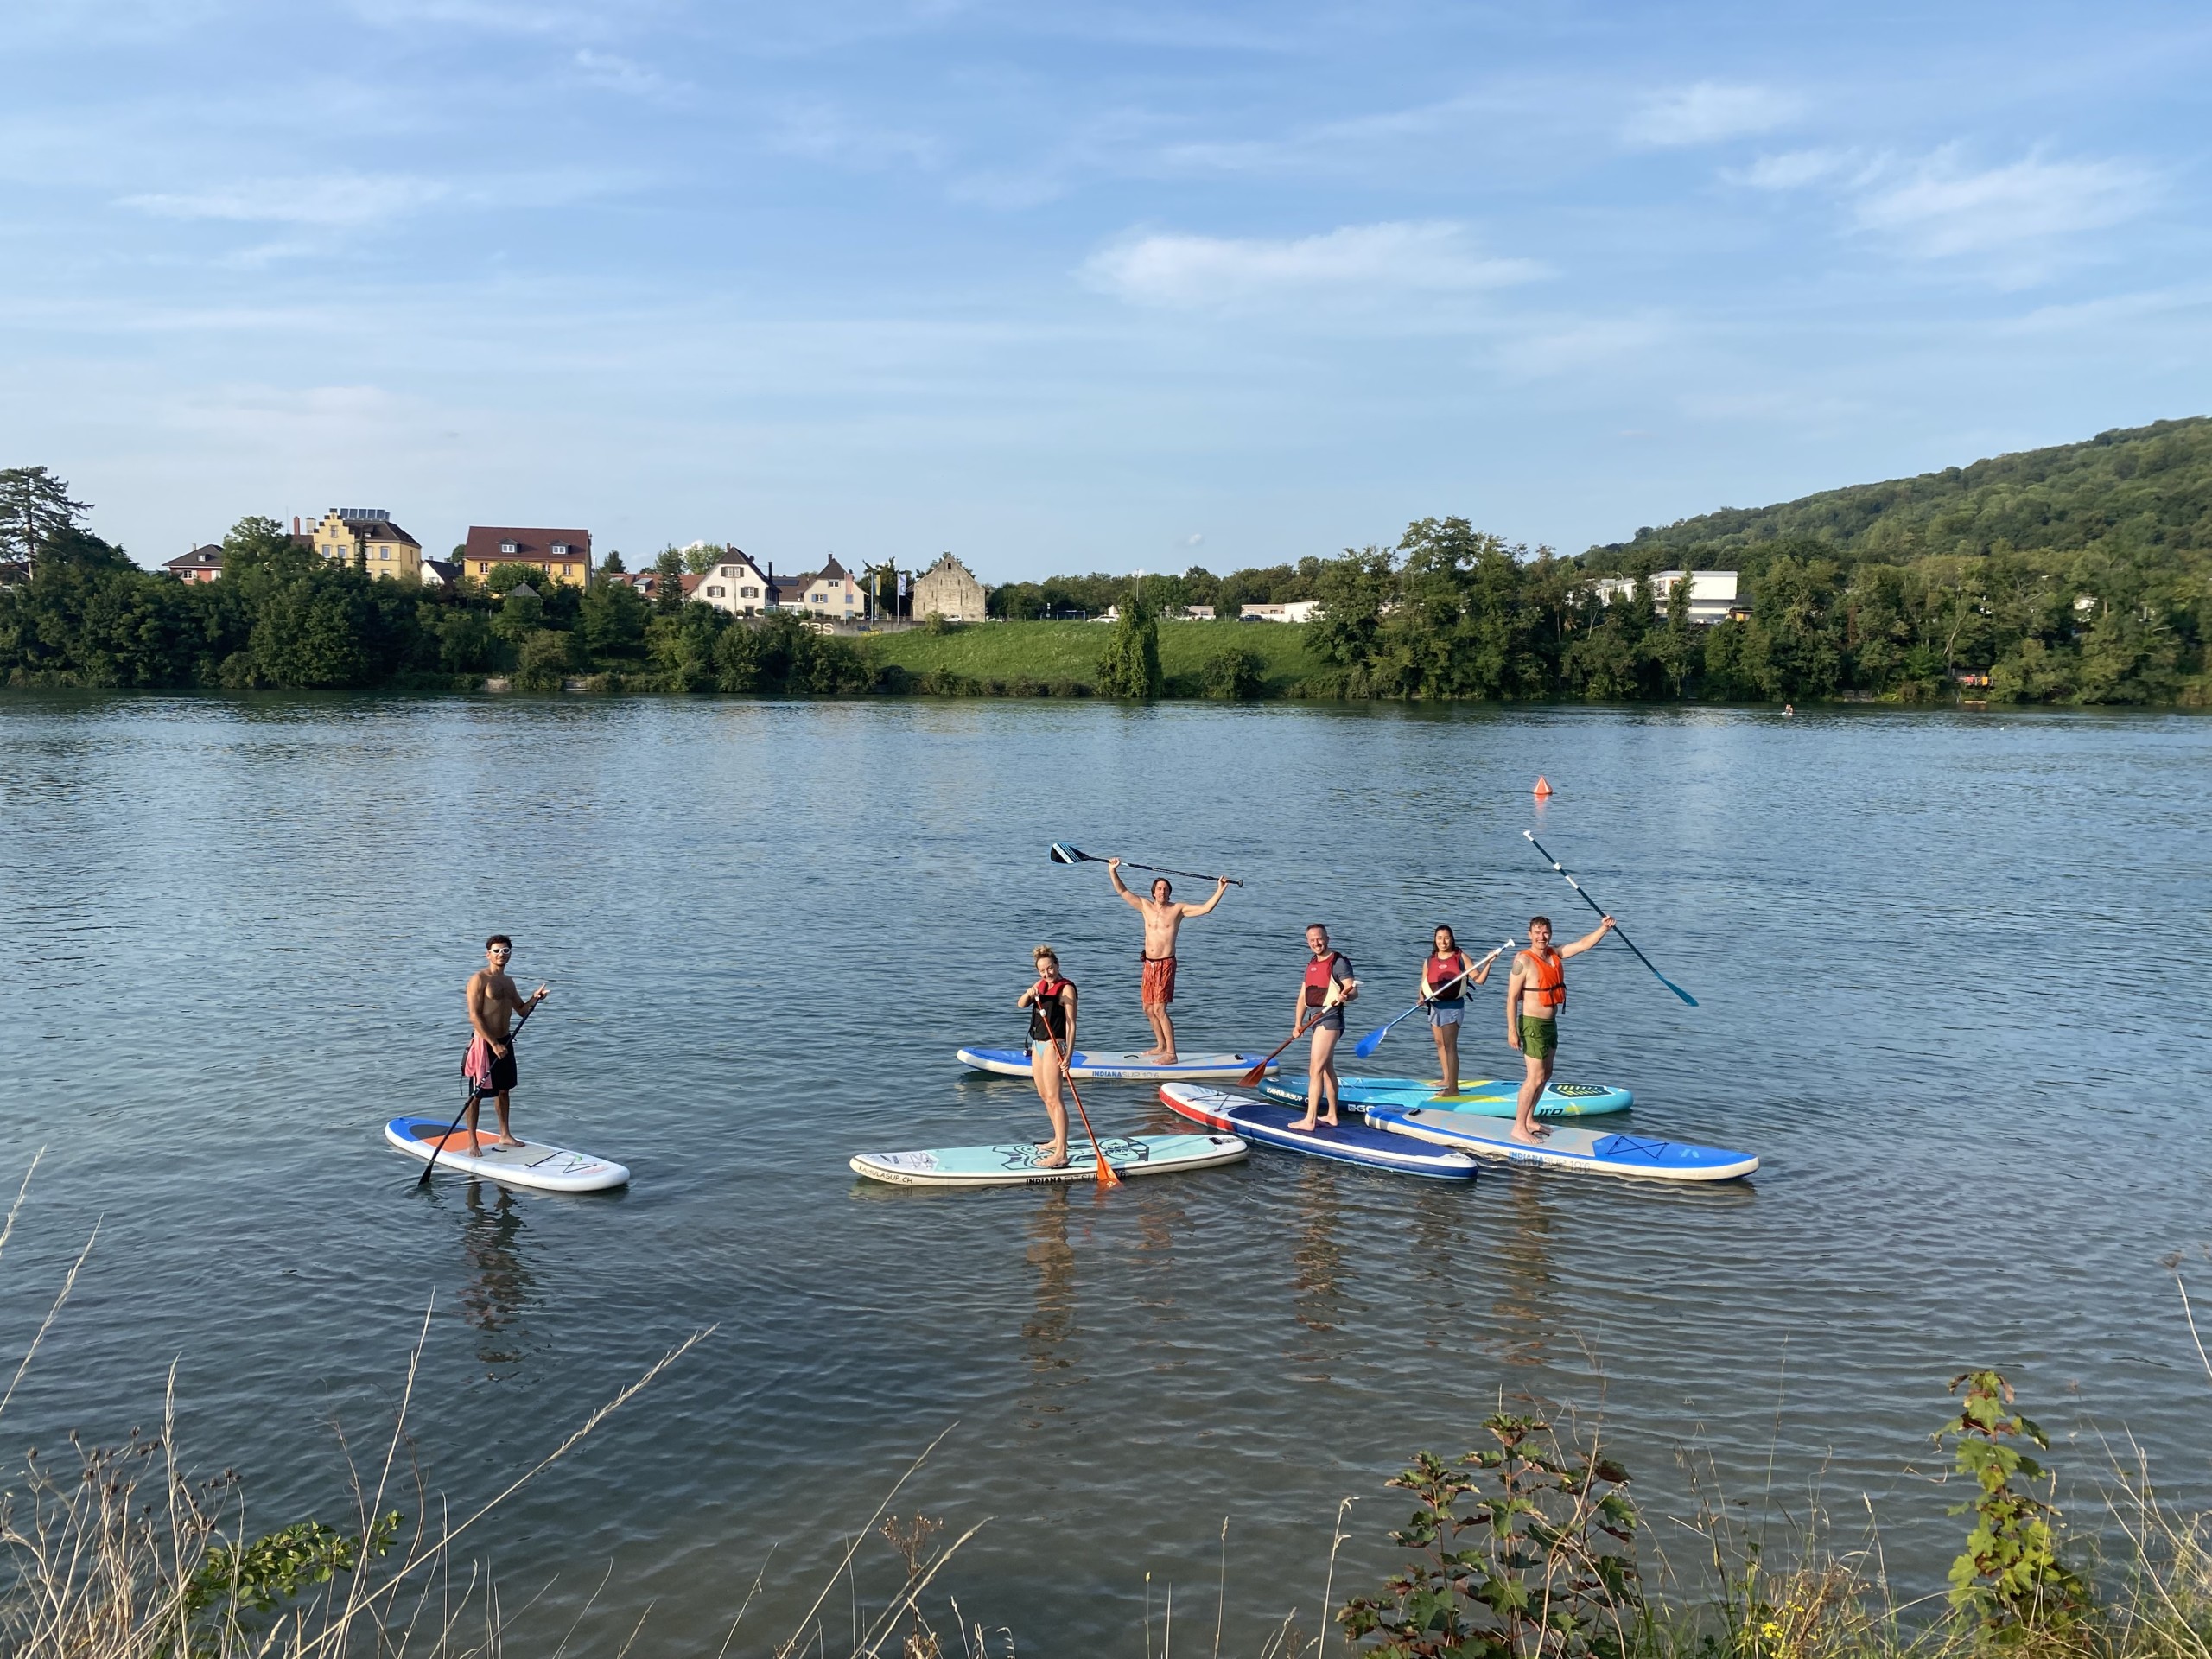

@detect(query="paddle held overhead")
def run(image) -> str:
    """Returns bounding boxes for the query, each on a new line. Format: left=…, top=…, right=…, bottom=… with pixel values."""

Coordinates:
left=1048, top=842, right=1244, bottom=887
left=1522, top=831, right=1698, bottom=1007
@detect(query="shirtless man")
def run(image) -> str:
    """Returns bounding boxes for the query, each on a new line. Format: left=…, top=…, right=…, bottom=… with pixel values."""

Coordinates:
left=1107, top=859, right=1229, bottom=1063
left=463, top=935, right=547, bottom=1154
left=1503, top=913, right=1613, bottom=1145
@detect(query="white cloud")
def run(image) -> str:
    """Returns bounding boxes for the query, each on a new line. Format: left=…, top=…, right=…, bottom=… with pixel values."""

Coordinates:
left=1625, top=81, right=1800, bottom=148
left=572, top=49, right=668, bottom=96
left=770, top=101, right=943, bottom=171
left=1727, top=148, right=1860, bottom=191
left=1083, top=221, right=1541, bottom=310
left=1853, top=149, right=2155, bottom=259
left=121, top=174, right=450, bottom=226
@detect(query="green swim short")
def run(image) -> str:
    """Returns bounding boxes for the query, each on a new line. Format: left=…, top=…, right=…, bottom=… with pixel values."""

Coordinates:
left=1518, top=1016, right=1559, bottom=1061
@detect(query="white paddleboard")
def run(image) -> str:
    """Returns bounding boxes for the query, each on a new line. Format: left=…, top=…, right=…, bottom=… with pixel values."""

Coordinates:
left=851, top=1133, right=1247, bottom=1187
left=385, top=1115, right=631, bottom=1192
left=957, top=1045, right=1274, bottom=1081
left=1363, top=1106, right=1756, bottom=1183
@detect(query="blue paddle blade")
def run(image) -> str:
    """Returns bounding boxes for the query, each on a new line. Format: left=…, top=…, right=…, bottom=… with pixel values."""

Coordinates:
left=1352, top=1027, right=1389, bottom=1058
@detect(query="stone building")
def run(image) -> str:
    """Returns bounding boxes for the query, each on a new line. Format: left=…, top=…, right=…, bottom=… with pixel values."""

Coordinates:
left=910, top=552, right=986, bottom=622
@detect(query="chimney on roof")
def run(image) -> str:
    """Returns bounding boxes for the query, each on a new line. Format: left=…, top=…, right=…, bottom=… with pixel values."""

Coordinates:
left=293, top=516, right=301, bottom=533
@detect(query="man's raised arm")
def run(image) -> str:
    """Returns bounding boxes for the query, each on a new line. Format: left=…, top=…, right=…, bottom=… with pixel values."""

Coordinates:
left=1560, top=916, right=1617, bottom=959
left=1107, top=856, right=1144, bottom=909
left=1185, top=877, right=1230, bottom=918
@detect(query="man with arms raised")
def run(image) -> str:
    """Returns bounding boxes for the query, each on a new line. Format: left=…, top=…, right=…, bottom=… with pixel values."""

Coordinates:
left=1108, top=858, right=1229, bottom=1064
left=463, top=935, right=548, bottom=1154
left=1503, top=913, right=1612, bottom=1145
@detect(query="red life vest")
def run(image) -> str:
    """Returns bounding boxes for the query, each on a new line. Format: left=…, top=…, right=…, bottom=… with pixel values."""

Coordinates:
left=1303, top=951, right=1346, bottom=1007
left=1426, top=950, right=1468, bottom=1000
left=1519, top=947, right=1565, bottom=1010
left=1029, top=976, right=1073, bottom=1041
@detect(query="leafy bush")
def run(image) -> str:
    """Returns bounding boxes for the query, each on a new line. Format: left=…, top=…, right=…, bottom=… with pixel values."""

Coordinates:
left=1200, top=642, right=1265, bottom=700
left=1340, top=1411, right=1640, bottom=1659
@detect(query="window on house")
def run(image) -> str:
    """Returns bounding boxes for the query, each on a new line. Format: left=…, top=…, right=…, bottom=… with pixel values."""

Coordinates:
left=378, top=547, right=390, bottom=559
left=708, top=585, right=724, bottom=597
left=741, top=586, right=757, bottom=597
left=812, top=593, right=825, bottom=603
left=551, top=543, right=571, bottom=556
left=500, top=541, right=518, bottom=555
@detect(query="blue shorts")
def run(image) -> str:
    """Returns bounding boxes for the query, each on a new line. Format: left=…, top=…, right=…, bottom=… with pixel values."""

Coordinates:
left=1427, top=1002, right=1464, bottom=1027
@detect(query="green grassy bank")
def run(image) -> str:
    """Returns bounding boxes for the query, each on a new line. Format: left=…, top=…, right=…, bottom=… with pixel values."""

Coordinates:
left=861, top=618, right=1322, bottom=696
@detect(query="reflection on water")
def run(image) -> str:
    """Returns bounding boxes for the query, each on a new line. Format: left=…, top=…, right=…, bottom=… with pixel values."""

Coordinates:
left=454, top=1181, right=536, bottom=1373
left=1490, top=1175, right=1557, bottom=1369
left=7, top=696, right=2212, bottom=1656
left=1287, top=1165, right=1350, bottom=1376
left=1020, top=1189, right=1079, bottom=1427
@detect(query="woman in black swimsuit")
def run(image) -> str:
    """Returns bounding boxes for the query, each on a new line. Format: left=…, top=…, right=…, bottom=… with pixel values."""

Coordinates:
left=1016, top=945, right=1078, bottom=1169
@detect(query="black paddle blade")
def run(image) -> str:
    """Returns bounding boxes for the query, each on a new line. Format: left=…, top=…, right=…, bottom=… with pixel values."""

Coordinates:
left=1048, top=842, right=1090, bottom=865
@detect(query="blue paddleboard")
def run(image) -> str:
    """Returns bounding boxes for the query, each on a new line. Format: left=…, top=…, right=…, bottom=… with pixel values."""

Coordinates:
left=958, top=1046, right=1274, bottom=1082
left=1363, top=1105, right=1756, bottom=1182
left=1158, top=1084, right=1478, bottom=1181
left=851, top=1133, right=1247, bottom=1186
left=1259, top=1073, right=1631, bottom=1117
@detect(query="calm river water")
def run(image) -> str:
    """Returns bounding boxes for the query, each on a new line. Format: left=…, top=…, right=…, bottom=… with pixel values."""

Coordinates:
left=2, top=694, right=2208, bottom=1653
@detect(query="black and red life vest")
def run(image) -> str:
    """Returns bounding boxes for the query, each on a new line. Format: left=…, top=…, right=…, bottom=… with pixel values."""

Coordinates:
left=1303, top=950, right=1348, bottom=1007
left=1426, top=950, right=1469, bottom=1003
left=1029, top=975, right=1073, bottom=1041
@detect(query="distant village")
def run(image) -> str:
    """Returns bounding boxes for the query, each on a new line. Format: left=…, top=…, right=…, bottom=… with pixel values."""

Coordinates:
left=154, top=506, right=1748, bottom=631
left=147, top=506, right=1386, bottom=628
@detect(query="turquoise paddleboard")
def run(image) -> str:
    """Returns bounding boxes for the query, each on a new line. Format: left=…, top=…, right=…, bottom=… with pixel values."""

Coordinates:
left=1364, top=1105, right=1756, bottom=1182
left=851, top=1133, right=1247, bottom=1187
left=1259, top=1074, right=1631, bottom=1117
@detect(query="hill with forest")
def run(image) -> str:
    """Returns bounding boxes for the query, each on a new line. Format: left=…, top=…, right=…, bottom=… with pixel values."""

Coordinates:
left=1585, top=416, right=2212, bottom=570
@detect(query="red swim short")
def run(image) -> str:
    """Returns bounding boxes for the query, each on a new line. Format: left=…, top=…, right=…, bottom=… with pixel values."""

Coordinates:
left=1141, top=955, right=1177, bottom=1007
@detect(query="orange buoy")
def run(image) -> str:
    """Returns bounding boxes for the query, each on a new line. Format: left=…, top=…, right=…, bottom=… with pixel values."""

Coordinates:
left=1533, top=775, right=1553, bottom=799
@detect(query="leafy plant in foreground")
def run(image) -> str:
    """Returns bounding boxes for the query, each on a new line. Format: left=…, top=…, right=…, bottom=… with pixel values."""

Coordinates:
left=1341, top=1411, right=1641, bottom=1659
left=1935, top=1370, right=2089, bottom=1644
left=178, top=1510, right=401, bottom=1654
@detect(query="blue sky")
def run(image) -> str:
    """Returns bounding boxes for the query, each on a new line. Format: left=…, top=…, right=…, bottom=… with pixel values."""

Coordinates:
left=5, top=2, right=2209, bottom=578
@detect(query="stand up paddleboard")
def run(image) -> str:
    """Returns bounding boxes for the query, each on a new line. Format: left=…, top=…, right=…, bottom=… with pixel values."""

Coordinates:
left=957, top=1046, right=1276, bottom=1082
left=1260, top=1074, right=1631, bottom=1118
left=1363, top=1106, right=1756, bottom=1183
left=851, top=1133, right=1248, bottom=1187
left=1158, top=1084, right=1478, bottom=1180
left=385, top=1116, right=631, bottom=1193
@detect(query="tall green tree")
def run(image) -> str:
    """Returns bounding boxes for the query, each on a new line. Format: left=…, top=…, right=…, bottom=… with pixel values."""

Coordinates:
left=1095, top=581, right=1163, bottom=698
left=0, top=466, right=92, bottom=575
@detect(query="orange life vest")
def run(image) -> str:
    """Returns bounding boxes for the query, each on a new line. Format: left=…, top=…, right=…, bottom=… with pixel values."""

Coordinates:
left=1518, top=947, right=1565, bottom=1010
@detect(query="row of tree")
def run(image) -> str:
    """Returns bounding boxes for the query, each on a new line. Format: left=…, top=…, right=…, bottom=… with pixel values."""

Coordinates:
left=0, top=507, right=874, bottom=694
left=5, top=464, right=2203, bottom=702
left=1299, top=519, right=2205, bottom=703
left=988, top=559, right=1323, bottom=620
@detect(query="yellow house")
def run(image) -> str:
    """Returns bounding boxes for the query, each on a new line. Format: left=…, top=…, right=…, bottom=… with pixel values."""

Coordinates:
left=309, top=509, right=423, bottom=581
left=462, top=526, right=593, bottom=588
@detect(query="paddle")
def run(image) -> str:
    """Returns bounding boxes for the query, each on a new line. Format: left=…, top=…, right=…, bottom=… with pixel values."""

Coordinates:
left=1351, top=938, right=1514, bottom=1058
left=1523, top=830, right=1698, bottom=1007
left=416, top=1002, right=536, bottom=1189
left=1046, top=1036, right=1122, bottom=1187
left=1048, top=842, right=1243, bottom=888
left=1236, top=987, right=1359, bottom=1089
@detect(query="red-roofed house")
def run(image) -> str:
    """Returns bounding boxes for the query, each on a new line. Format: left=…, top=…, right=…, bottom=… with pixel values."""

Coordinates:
left=462, top=526, right=593, bottom=588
